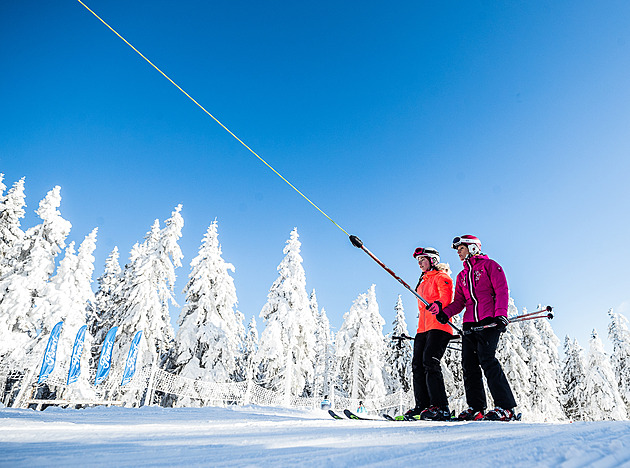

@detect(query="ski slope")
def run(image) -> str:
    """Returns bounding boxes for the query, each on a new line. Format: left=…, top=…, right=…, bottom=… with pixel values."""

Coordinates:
left=1, top=405, right=629, bottom=467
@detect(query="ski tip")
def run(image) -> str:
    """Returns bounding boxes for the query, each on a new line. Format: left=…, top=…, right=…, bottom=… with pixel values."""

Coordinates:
left=328, top=409, right=343, bottom=420
left=403, top=414, right=421, bottom=421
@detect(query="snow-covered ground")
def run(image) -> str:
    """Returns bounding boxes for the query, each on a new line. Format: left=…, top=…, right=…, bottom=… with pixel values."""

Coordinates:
left=1, top=405, right=629, bottom=467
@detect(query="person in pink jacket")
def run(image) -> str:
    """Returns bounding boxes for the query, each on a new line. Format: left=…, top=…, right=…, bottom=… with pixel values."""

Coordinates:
left=429, top=235, right=517, bottom=421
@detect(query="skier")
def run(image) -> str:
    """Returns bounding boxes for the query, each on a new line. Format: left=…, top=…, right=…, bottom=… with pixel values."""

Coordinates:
left=429, top=235, right=518, bottom=421
left=404, top=247, right=454, bottom=421
left=357, top=401, right=367, bottom=414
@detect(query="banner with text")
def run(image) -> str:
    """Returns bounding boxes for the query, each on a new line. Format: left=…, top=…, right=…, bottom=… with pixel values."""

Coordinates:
left=67, top=325, right=87, bottom=385
left=38, top=321, right=64, bottom=384
left=94, top=326, right=118, bottom=385
left=121, top=331, right=143, bottom=386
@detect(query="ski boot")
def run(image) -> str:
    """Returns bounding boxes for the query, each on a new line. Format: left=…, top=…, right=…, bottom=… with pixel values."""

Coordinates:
left=456, top=407, right=485, bottom=421
left=420, top=406, right=452, bottom=421
left=482, top=407, right=518, bottom=421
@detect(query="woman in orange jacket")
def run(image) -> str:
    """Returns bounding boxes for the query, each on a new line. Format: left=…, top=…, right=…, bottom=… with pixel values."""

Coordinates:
left=404, top=247, right=454, bottom=421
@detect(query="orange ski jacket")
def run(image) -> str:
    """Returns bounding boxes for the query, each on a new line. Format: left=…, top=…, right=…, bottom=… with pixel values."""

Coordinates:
left=415, top=268, right=454, bottom=334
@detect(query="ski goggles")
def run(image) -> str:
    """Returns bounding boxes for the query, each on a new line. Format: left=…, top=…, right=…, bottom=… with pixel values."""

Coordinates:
left=413, top=247, right=436, bottom=258
left=452, top=236, right=474, bottom=249
left=452, top=237, right=464, bottom=248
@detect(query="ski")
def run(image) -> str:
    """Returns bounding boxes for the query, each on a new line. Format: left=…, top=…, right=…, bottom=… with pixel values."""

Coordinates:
left=343, top=409, right=378, bottom=420
left=328, top=409, right=344, bottom=420
left=362, top=410, right=522, bottom=422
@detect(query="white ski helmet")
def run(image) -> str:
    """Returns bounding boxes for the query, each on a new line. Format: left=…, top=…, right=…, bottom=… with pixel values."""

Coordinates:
left=413, top=247, right=440, bottom=266
left=452, top=235, right=481, bottom=255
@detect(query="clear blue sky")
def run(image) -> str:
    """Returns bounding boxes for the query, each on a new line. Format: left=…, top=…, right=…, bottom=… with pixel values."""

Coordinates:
left=2, top=1, right=630, bottom=349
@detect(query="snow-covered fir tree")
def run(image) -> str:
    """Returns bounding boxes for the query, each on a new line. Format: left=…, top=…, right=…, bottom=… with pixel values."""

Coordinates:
left=0, top=176, right=26, bottom=277
left=561, top=336, right=587, bottom=421
left=383, top=295, right=412, bottom=393
left=109, top=206, right=183, bottom=405
left=165, top=220, right=244, bottom=403
left=607, top=309, right=630, bottom=414
left=26, top=229, right=98, bottom=398
left=497, top=299, right=532, bottom=417
left=87, top=247, right=122, bottom=358
left=312, top=290, right=334, bottom=398
left=309, top=290, right=321, bottom=394
left=0, top=186, right=71, bottom=365
left=520, top=311, right=565, bottom=421
left=335, top=284, right=387, bottom=401
left=255, top=228, right=317, bottom=399
left=582, top=329, right=627, bottom=421
left=236, top=316, right=259, bottom=382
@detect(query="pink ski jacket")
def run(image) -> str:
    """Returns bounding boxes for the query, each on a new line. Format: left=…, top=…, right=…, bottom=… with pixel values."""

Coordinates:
left=442, top=254, right=509, bottom=324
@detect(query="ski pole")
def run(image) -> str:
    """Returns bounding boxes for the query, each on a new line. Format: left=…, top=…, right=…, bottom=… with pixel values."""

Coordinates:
left=349, top=235, right=464, bottom=336
left=509, top=306, right=553, bottom=322
left=392, top=334, right=414, bottom=341
left=509, top=314, right=554, bottom=324
left=391, top=334, right=413, bottom=349
left=509, top=306, right=554, bottom=323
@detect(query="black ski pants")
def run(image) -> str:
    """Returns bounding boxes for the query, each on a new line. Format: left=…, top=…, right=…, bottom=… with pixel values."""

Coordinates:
left=461, top=327, right=516, bottom=411
left=412, top=329, right=451, bottom=410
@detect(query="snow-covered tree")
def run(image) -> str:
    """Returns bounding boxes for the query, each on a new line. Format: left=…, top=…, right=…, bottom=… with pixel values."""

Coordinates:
left=165, top=220, right=244, bottom=397
left=607, top=309, right=630, bottom=414
left=255, top=228, right=317, bottom=399
left=335, top=284, right=387, bottom=401
left=312, top=290, right=334, bottom=398
left=26, top=229, right=98, bottom=398
left=383, top=295, right=412, bottom=393
left=109, top=206, right=183, bottom=405
left=0, top=176, right=26, bottom=277
left=561, top=336, right=586, bottom=421
left=582, top=329, right=627, bottom=421
left=520, top=311, right=565, bottom=421
left=87, top=247, right=122, bottom=356
left=497, top=299, right=532, bottom=417
left=236, top=316, right=259, bottom=382
left=0, top=186, right=72, bottom=365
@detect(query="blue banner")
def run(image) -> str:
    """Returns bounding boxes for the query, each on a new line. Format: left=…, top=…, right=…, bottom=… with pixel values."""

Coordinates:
left=121, top=331, right=143, bottom=386
left=66, top=325, right=87, bottom=385
left=94, top=326, right=118, bottom=385
left=38, top=321, right=63, bottom=384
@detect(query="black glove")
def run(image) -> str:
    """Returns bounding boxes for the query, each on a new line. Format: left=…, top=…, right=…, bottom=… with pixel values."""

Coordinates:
left=429, top=301, right=449, bottom=324
left=495, top=315, right=509, bottom=331
left=436, top=310, right=449, bottom=325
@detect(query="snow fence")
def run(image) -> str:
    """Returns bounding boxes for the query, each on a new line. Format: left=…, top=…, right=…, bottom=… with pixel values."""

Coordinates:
left=1, top=363, right=413, bottom=415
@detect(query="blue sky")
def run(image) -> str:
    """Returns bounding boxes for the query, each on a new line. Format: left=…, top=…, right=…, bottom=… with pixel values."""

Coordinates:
left=2, top=1, right=630, bottom=349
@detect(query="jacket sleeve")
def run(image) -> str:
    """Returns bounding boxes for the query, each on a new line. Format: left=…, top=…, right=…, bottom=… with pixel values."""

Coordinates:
left=437, top=273, right=454, bottom=308
left=489, top=260, right=509, bottom=316
left=443, top=273, right=464, bottom=318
